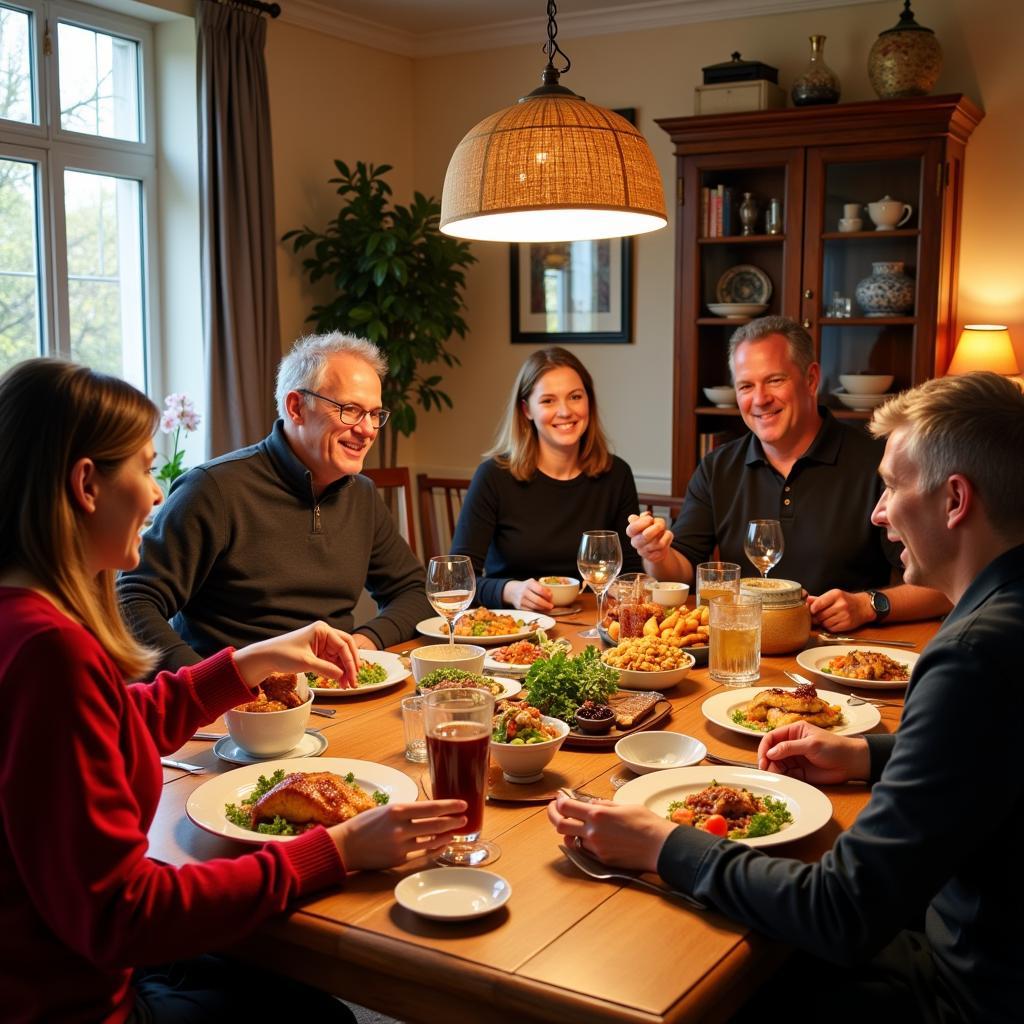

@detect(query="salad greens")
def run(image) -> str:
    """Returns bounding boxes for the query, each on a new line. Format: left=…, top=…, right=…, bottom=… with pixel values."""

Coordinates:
left=742, top=796, right=793, bottom=838
left=522, top=646, right=617, bottom=724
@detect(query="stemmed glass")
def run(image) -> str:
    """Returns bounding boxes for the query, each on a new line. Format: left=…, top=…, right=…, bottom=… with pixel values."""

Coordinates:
left=576, top=530, right=622, bottom=639
left=426, top=555, right=476, bottom=644
left=744, top=519, right=784, bottom=578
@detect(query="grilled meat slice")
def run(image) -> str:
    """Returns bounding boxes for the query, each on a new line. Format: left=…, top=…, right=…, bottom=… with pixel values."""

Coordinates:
left=251, top=771, right=375, bottom=827
left=749, top=685, right=825, bottom=715
left=611, top=691, right=659, bottom=728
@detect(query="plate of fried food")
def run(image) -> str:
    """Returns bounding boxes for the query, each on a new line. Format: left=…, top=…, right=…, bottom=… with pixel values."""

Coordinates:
left=601, top=599, right=709, bottom=665
left=796, top=644, right=917, bottom=690
left=601, top=637, right=696, bottom=690
left=416, top=608, right=556, bottom=645
left=702, top=683, right=880, bottom=739
left=304, top=649, right=409, bottom=697
left=186, top=757, right=418, bottom=844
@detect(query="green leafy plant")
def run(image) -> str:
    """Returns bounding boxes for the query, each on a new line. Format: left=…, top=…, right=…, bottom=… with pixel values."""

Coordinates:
left=156, top=393, right=200, bottom=491
left=283, top=161, right=476, bottom=466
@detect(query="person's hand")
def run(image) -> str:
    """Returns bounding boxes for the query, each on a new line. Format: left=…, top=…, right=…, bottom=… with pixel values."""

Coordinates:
left=757, top=721, right=870, bottom=785
left=351, top=633, right=378, bottom=652
left=330, top=800, right=467, bottom=871
left=806, top=589, right=874, bottom=631
left=547, top=793, right=675, bottom=873
left=503, top=578, right=554, bottom=612
left=626, top=513, right=673, bottom=564
left=233, top=621, right=361, bottom=690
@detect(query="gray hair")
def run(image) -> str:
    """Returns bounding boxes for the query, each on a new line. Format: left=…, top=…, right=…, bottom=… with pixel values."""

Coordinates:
left=275, top=332, right=386, bottom=418
left=870, top=372, right=1024, bottom=536
left=728, top=316, right=816, bottom=378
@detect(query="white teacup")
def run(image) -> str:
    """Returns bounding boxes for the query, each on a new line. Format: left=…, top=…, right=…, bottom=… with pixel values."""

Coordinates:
left=842, top=202, right=861, bottom=218
left=838, top=217, right=863, bottom=232
left=866, top=196, right=913, bottom=230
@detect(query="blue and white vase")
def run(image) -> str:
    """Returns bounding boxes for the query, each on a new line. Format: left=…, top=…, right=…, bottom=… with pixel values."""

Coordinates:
left=855, top=260, right=914, bottom=316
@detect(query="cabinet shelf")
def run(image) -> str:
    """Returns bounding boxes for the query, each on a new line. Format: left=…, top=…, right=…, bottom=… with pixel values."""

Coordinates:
left=696, top=406, right=741, bottom=416
left=819, top=316, right=917, bottom=326
left=697, top=234, right=785, bottom=245
left=820, top=229, right=919, bottom=241
left=696, top=316, right=760, bottom=325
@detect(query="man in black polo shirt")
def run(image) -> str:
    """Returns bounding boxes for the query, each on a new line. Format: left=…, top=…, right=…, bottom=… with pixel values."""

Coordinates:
left=627, top=316, right=948, bottom=629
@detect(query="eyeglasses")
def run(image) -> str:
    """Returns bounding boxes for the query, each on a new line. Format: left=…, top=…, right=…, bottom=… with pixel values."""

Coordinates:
left=299, top=389, right=390, bottom=429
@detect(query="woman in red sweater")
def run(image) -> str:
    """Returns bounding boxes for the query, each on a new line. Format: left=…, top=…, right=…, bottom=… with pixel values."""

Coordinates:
left=0, top=359, right=466, bottom=1023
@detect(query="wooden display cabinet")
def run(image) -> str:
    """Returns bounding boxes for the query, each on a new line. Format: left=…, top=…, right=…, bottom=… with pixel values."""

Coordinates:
left=657, top=94, right=983, bottom=491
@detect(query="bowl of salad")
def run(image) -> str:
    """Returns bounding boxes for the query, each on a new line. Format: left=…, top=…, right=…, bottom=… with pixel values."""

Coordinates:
left=490, top=700, right=570, bottom=783
left=539, top=575, right=580, bottom=606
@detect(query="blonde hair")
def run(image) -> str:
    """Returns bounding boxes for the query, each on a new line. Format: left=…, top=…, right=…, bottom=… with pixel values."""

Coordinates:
left=486, top=347, right=613, bottom=482
left=0, top=359, right=160, bottom=678
left=870, top=371, right=1024, bottom=535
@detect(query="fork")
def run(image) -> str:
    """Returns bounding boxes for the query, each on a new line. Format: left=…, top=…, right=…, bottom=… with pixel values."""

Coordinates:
left=817, top=631, right=917, bottom=648
left=560, top=844, right=707, bottom=910
left=846, top=694, right=903, bottom=709
left=703, top=751, right=758, bottom=769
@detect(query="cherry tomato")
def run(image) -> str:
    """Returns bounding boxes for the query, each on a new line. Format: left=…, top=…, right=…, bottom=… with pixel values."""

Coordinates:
left=700, top=814, right=728, bottom=837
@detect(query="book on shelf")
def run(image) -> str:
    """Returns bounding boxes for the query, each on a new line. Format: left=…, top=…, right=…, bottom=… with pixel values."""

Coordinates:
left=700, top=184, right=733, bottom=238
left=698, top=430, right=734, bottom=458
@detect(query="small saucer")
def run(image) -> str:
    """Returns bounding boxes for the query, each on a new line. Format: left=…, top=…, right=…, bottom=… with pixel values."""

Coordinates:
left=548, top=604, right=582, bottom=617
left=213, top=729, right=327, bottom=765
left=394, top=867, right=510, bottom=921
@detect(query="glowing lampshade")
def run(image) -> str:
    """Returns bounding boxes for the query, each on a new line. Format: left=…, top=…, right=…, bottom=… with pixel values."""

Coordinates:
left=946, top=324, right=1019, bottom=375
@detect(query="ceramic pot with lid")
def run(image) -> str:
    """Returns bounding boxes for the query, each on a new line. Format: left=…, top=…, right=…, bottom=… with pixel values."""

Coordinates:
left=739, top=578, right=811, bottom=655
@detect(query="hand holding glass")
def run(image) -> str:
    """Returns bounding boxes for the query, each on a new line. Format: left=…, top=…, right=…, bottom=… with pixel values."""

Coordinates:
left=426, top=555, right=476, bottom=645
left=744, top=519, right=784, bottom=578
left=577, top=530, right=623, bottom=639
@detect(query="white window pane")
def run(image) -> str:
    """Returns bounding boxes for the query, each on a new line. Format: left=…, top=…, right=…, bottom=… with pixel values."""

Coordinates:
left=0, top=5, right=34, bottom=124
left=65, top=169, right=145, bottom=387
left=0, top=157, right=42, bottom=372
left=58, top=22, right=140, bottom=142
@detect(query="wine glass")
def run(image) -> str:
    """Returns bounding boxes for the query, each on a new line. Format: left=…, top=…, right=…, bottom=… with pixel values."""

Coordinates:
left=744, top=519, right=784, bottom=578
left=576, top=530, right=622, bottom=639
left=426, top=555, right=476, bottom=644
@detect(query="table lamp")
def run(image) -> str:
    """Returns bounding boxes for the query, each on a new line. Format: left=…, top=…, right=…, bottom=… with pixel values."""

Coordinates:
left=946, top=324, right=1019, bottom=375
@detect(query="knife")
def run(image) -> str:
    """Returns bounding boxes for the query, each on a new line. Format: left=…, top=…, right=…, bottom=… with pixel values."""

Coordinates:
left=160, top=757, right=205, bottom=773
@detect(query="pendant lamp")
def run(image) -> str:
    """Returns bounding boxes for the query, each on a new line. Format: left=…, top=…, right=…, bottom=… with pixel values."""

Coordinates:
left=440, top=1, right=667, bottom=243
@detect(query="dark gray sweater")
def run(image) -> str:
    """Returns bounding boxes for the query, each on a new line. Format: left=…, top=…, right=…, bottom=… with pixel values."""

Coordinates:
left=118, top=421, right=431, bottom=672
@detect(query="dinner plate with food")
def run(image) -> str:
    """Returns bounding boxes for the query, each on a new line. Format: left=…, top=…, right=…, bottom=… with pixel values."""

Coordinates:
left=414, top=667, right=522, bottom=701
left=186, top=757, right=418, bottom=845
left=304, top=649, right=409, bottom=697
left=482, top=634, right=573, bottom=676
left=701, top=683, right=881, bottom=739
left=795, top=644, right=918, bottom=690
left=415, top=608, right=556, bottom=645
left=614, top=766, right=832, bottom=847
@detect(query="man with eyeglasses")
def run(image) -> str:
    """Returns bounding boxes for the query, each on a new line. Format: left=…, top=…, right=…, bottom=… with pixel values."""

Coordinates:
left=119, top=333, right=432, bottom=672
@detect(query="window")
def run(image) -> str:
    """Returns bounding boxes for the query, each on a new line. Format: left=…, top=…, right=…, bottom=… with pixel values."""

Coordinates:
left=0, top=0, right=156, bottom=389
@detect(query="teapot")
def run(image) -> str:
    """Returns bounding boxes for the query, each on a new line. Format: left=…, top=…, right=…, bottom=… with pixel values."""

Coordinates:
left=866, top=195, right=913, bottom=231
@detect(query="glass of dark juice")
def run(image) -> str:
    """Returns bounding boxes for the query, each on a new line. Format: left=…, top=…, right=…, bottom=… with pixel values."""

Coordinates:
left=423, top=687, right=498, bottom=866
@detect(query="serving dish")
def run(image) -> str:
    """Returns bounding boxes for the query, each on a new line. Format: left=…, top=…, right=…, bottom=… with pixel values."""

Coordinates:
left=701, top=686, right=881, bottom=739
left=614, top=732, right=707, bottom=775
left=598, top=622, right=709, bottom=666
left=415, top=610, right=555, bottom=646
left=706, top=302, right=768, bottom=319
left=601, top=649, right=696, bottom=691
left=716, top=265, right=772, bottom=305
left=213, top=729, right=327, bottom=765
left=795, top=644, right=918, bottom=690
left=307, top=649, right=409, bottom=697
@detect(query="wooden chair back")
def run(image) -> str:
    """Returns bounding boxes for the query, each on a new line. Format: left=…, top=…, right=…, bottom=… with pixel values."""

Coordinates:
left=636, top=491, right=686, bottom=524
left=417, top=474, right=471, bottom=561
left=361, top=467, right=416, bottom=555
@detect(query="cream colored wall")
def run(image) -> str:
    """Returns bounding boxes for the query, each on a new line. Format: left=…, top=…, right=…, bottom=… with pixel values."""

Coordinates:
left=406, top=0, right=1024, bottom=488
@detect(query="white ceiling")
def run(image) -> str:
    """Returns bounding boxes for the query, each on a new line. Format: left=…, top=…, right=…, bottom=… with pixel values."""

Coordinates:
left=282, top=0, right=875, bottom=58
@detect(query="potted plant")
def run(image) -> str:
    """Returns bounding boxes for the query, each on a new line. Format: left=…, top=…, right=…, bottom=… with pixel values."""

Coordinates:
left=283, top=161, right=476, bottom=466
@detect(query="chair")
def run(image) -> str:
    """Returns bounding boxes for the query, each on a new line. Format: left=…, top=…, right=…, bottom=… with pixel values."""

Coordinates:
left=636, top=491, right=686, bottom=524
left=417, top=474, right=471, bottom=561
left=362, top=467, right=416, bottom=555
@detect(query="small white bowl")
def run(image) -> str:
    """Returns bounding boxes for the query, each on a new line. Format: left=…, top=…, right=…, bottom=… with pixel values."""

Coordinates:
left=224, top=680, right=313, bottom=758
left=614, top=732, right=707, bottom=775
left=838, top=373, right=894, bottom=395
left=410, top=643, right=486, bottom=684
left=490, top=715, right=570, bottom=784
left=833, top=390, right=891, bottom=411
left=538, top=575, right=580, bottom=606
left=706, top=302, right=768, bottom=318
left=703, top=385, right=737, bottom=407
left=394, top=868, right=511, bottom=921
left=649, top=582, right=690, bottom=607
left=602, top=649, right=696, bottom=691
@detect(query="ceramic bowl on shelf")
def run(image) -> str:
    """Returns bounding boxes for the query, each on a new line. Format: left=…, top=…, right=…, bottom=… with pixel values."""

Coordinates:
left=838, top=373, right=894, bottom=395
left=702, top=385, right=737, bottom=407
left=706, top=302, right=768, bottom=319
left=833, top=390, right=892, bottom=411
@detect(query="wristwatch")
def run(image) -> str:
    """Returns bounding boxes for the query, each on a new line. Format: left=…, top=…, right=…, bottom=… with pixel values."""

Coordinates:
left=867, top=589, right=891, bottom=621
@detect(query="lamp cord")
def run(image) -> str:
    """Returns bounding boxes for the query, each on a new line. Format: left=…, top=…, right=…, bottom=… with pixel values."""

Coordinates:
left=542, top=0, right=571, bottom=76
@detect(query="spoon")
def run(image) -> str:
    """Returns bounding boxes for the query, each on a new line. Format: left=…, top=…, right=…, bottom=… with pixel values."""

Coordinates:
left=817, top=631, right=916, bottom=648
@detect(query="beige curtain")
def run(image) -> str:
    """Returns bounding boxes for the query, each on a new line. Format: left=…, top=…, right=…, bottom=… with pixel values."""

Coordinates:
left=197, top=0, right=280, bottom=456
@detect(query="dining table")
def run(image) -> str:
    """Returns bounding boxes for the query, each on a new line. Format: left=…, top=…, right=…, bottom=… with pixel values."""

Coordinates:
left=150, top=598, right=938, bottom=1024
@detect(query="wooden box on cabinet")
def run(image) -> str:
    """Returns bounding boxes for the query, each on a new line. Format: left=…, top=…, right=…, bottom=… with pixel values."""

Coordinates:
left=656, top=94, right=983, bottom=492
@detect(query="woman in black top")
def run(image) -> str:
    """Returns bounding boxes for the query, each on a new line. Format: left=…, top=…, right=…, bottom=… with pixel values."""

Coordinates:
left=452, top=347, right=642, bottom=610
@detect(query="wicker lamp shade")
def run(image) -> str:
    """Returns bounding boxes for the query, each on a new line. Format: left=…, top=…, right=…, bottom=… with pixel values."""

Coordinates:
left=440, top=93, right=667, bottom=243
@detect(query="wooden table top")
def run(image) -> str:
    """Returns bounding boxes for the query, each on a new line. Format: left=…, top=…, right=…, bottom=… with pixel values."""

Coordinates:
left=150, top=603, right=937, bottom=1024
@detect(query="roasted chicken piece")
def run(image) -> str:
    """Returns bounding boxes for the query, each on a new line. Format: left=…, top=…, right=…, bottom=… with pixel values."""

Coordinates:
left=695, top=785, right=760, bottom=819
left=746, top=685, right=826, bottom=720
left=260, top=672, right=304, bottom=708
left=765, top=705, right=843, bottom=729
left=250, top=771, right=375, bottom=827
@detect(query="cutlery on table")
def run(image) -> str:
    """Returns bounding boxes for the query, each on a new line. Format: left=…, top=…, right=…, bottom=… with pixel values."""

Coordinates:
left=703, top=752, right=758, bottom=769
left=190, top=731, right=224, bottom=741
left=310, top=706, right=336, bottom=718
left=560, top=844, right=707, bottom=910
left=817, top=631, right=917, bottom=648
left=846, top=695, right=903, bottom=708
left=785, top=670, right=824, bottom=689
left=160, top=757, right=205, bottom=774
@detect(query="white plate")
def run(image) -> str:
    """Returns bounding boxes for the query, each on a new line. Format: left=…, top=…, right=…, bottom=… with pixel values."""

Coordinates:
left=482, top=652, right=532, bottom=676
left=614, top=766, right=832, bottom=848
left=415, top=610, right=556, bottom=646
left=795, top=645, right=917, bottom=690
left=701, top=686, right=881, bottom=739
left=716, top=265, right=772, bottom=305
left=415, top=674, right=522, bottom=700
left=308, top=649, right=409, bottom=697
left=832, top=389, right=892, bottom=411
left=185, top=757, right=418, bottom=845
left=213, top=729, right=328, bottom=765
left=394, top=867, right=511, bottom=921
left=706, top=302, right=768, bottom=318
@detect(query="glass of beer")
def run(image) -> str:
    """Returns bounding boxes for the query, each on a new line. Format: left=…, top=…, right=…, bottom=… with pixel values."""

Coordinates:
left=423, top=687, right=498, bottom=866
left=709, top=592, right=762, bottom=686
left=696, top=561, right=741, bottom=608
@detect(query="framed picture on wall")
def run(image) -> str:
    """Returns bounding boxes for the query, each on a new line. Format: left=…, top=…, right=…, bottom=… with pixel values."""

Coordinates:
left=509, top=108, right=636, bottom=345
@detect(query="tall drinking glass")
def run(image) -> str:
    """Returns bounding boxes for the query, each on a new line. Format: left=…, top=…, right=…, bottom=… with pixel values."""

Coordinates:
left=696, top=561, right=741, bottom=608
left=744, top=519, right=784, bottom=578
left=426, top=555, right=476, bottom=644
left=576, top=530, right=622, bottom=639
left=423, top=687, right=498, bottom=867
left=709, top=593, right=763, bottom=686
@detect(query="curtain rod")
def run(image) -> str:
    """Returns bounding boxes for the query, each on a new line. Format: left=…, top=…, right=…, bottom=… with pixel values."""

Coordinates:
left=221, top=0, right=281, bottom=18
